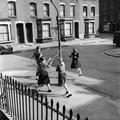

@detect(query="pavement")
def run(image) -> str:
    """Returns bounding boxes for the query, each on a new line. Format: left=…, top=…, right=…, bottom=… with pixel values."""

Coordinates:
left=0, top=34, right=120, bottom=120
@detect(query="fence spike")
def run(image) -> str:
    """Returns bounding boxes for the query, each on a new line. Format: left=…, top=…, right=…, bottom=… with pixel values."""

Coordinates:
left=0, top=73, right=2, bottom=78
left=63, top=105, right=66, bottom=114
left=51, top=99, right=54, bottom=107
left=77, top=113, right=80, bottom=120
left=45, top=96, right=48, bottom=106
left=85, top=117, right=88, bottom=120
left=56, top=102, right=59, bottom=111
left=69, top=109, right=73, bottom=119
left=41, top=94, right=43, bottom=102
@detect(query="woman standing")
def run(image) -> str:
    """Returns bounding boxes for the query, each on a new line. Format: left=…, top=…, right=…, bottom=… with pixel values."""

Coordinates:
left=36, top=56, right=52, bottom=92
left=69, top=48, right=82, bottom=76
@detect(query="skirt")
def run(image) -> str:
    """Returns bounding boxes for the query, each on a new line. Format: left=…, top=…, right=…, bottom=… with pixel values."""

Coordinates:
left=38, top=70, right=50, bottom=85
left=71, top=59, right=81, bottom=69
left=59, top=72, right=67, bottom=84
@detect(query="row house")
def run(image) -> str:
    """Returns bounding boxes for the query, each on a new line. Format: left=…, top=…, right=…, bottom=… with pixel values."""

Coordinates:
left=0, top=0, right=99, bottom=44
left=99, top=0, right=120, bottom=33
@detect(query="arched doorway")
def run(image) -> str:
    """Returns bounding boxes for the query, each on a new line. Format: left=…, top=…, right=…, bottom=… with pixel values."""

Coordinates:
left=16, top=23, right=25, bottom=43
left=74, top=22, right=79, bottom=38
left=26, top=23, right=33, bottom=43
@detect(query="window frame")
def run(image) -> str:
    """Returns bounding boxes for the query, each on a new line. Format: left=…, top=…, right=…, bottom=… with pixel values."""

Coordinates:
left=89, top=22, right=94, bottom=34
left=29, top=2, right=37, bottom=17
left=64, top=22, right=72, bottom=36
left=42, top=23, right=50, bottom=38
left=70, top=5, right=75, bottom=17
left=8, top=1, right=16, bottom=17
left=0, top=24, right=9, bottom=42
left=83, top=6, right=88, bottom=17
left=59, top=4, right=65, bottom=17
left=43, top=3, right=49, bottom=17
left=91, top=6, right=95, bottom=17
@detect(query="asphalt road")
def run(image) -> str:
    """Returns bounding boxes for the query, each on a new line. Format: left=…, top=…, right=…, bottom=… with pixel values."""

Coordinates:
left=14, top=44, right=120, bottom=101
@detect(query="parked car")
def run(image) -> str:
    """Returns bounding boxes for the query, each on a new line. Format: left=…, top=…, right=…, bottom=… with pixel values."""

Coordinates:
left=0, top=44, right=13, bottom=55
left=113, top=31, right=120, bottom=47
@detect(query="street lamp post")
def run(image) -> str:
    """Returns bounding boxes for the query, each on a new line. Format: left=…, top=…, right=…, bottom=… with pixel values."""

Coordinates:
left=50, top=0, right=62, bottom=61
left=50, top=0, right=63, bottom=86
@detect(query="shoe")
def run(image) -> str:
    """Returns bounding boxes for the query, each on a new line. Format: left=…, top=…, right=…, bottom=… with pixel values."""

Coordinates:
left=48, top=90, right=52, bottom=92
left=36, top=76, right=38, bottom=80
left=65, top=91, right=69, bottom=94
left=79, top=74, right=82, bottom=76
left=66, top=94, right=72, bottom=98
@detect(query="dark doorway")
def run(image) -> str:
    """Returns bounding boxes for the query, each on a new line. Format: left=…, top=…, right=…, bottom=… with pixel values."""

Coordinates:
left=16, top=23, right=25, bottom=43
left=85, top=22, right=89, bottom=35
left=74, top=22, right=79, bottom=38
left=26, top=23, right=33, bottom=42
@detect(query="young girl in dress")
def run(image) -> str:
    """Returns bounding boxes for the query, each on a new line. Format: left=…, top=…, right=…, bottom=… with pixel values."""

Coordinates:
left=69, top=48, right=82, bottom=76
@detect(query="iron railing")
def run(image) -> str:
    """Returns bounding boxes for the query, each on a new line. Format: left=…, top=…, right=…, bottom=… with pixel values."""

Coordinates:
left=0, top=73, right=88, bottom=120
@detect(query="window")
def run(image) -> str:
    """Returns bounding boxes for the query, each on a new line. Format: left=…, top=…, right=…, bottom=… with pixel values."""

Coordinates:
left=43, top=3, right=49, bottom=17
left=37, top=24, right=42, bottom=38
left=89, top=22, right=94, bottom=34
left=110, top=12, right=114, bottom=21
left=110, top=1, right=114, bottom=9
left=70, top=5, right=75, bottom=17
left=91, top=6, right=95, bottom=17
left=103, top=2, right=107, bottom=10
left=42, top=23, right=50, bottom=38
left=83, top=6, right=87, bottom=17
left=8, top=1, right=16, bottom=16
left=30, top=2, right=37, bottom=17
left=0, top=25, right=9, bottom=41
left=60, top=4, right=65, bottom=17
left=118, top=11, right=120, bottom=20
left=103, top=13, right=107, bottom=22
left=65, top=23, right=72, bottom=36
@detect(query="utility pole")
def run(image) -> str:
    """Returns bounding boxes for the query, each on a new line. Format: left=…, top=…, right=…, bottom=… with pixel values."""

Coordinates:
left=50, top=0, right=63, bottom=86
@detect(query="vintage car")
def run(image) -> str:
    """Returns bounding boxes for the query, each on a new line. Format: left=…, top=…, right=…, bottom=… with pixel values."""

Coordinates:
left=113, top=31, right=120, bottom=47
left=0, top=44, right=13, bottom=55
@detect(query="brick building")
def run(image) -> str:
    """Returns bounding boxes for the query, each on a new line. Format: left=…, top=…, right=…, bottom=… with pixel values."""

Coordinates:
left=0, top=0, right=99, bottom=44
left=99, top=0, right=120, bottom=33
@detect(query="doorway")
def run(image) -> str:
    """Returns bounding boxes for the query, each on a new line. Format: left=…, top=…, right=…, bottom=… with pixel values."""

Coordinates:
left=16, top=23, right=25, bottom=43
left=26, top=23, right=33, bottom=42
left=85, top=22, right=89, bottom=35
left=74, top=22, right=79, bottom=38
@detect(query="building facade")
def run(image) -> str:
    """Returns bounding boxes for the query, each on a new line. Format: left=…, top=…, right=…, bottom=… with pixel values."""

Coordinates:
left=0, top=0, right=99, bottom=44
left=99, top=0, right=120, bottom=33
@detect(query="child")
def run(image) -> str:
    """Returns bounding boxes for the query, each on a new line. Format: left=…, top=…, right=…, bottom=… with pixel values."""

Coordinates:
left=56, top=59, right=72, bottom=98
left=69, top=48, right=82, bottom=76
left=36, top=56, right=52, bottom=92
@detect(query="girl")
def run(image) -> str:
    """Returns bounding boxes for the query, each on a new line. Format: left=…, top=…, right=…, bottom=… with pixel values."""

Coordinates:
left=69, top=48, right=82, bottom=76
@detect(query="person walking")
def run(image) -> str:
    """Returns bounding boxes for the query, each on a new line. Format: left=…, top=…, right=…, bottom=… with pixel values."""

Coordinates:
left=31, top=46, right=42, bottom=66
left=31, top=46, right=43, bottom=79
left=36, top=56, right=52, bottom=92
left=56, top=59, right=72, bottom=98
left=69, top=48, right=82, bottom=76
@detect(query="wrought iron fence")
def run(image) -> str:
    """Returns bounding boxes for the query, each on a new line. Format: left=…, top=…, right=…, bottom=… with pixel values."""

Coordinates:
left=0, top=73, right=88, bottom=120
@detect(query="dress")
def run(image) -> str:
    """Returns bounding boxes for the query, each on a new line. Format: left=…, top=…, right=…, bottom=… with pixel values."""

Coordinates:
left=37, top=60, right=50, bottom=85
left=70, top=52, right=81, bottom=69
left=56, top=62, right=66, bottom=85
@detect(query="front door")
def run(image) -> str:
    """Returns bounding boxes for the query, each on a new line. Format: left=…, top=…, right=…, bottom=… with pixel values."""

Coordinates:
left=85, top=22, right=89, bottom=35
left=26, top=23, right=33, bottom=42
left=16, top=23, right=25, bottom=43
left=74, top=22, right=79, bottom=38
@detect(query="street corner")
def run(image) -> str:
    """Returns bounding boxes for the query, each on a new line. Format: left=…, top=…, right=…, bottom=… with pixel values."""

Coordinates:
left=104, top=48, right=120, bottom=58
